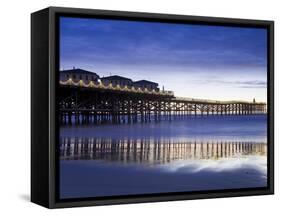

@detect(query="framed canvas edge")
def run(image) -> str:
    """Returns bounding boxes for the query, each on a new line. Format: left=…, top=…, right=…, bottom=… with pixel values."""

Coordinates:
left=45, top=6, right=274, bottom=209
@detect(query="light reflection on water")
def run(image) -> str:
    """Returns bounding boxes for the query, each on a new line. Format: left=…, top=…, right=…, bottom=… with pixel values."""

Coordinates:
left=59, top=116, right=268, bottom=198
left=60, top=137, right=267, bottom=168
left=157, top=155, right=267, bottom=176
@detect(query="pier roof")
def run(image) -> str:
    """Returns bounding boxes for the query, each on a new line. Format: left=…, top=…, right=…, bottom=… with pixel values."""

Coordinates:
left=101, top=75, right=133, bottom=81
left=60, top=68, right=99, bottom=77
left=134, top=80, right=158, bottom=86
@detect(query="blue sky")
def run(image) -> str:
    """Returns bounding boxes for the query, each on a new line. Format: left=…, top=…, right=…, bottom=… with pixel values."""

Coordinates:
left=60, top=17, right=267, bottom=102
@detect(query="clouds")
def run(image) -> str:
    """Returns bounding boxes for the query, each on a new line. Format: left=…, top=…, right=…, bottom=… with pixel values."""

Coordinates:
left=59, top=17, right=267, bottom=102
left=60, top=17, right=267, bottom=71
left=193, top=79, right=267, bottom=89
left=238, top=81, right=267, bottom=88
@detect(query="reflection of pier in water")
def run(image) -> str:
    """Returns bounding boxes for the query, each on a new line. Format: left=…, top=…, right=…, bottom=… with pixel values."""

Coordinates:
left=60, top=137, right=267, bottom=164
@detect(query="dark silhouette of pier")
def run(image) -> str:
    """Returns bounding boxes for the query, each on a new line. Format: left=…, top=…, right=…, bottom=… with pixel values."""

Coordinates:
left=59, top=78, right=267, bottom=125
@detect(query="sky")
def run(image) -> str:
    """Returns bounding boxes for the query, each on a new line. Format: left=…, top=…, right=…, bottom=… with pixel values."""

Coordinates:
left=60, top=17, right=267, bottom=102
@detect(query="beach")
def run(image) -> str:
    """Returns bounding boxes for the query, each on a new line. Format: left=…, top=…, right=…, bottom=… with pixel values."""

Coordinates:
left=59, top=114, right=267, bottom=199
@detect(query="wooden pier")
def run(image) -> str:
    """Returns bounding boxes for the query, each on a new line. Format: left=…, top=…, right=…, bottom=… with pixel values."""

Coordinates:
left=59, top=78, right=267, bottom=125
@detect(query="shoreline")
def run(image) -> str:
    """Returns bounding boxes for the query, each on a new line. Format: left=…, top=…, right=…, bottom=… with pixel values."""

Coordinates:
left=60, top=158, right=267, bottom=199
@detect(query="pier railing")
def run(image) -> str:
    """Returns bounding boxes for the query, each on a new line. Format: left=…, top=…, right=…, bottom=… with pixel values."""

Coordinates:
left=60, top=78, right=174, bottom=96
left=174, top=97, right=266, bottom=105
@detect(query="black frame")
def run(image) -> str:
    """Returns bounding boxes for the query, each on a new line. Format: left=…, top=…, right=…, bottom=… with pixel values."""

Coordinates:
left=31, top=6, right=274, bottom=208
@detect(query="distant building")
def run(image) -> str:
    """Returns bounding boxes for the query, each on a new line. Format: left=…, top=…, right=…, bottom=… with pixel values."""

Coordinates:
left=133, top=80, right=159, bottom=91
left=101, top=75, right=133, bottom=87
left=60, top=68, right=99, bottom=83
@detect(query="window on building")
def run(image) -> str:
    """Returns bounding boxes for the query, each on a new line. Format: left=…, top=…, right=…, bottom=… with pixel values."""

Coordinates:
left=85, top=75, right=88, bottom=80
left=73, top=75, right=76, bottom=79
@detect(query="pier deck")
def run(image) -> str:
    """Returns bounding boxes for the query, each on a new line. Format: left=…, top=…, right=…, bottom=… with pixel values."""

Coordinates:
left=59, top=79, right=267, bottom=124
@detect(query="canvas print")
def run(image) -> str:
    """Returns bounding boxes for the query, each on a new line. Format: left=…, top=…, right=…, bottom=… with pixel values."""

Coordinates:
left=58, top=17, right=268, bottom=199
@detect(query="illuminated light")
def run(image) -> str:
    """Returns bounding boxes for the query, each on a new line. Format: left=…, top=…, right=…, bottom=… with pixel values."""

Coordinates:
left=89, top=81, right=94, bottom=87
left=79, top=80, right=83, bottom=87
left=58, top=79, right=263, bottom=105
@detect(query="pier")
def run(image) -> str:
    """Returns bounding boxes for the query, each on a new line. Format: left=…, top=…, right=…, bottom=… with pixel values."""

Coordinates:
left=59, top=77, right=267, bottom=125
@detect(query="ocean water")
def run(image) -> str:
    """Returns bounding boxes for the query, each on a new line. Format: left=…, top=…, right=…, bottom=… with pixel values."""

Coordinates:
left=59, top=114, right=267, bottom=199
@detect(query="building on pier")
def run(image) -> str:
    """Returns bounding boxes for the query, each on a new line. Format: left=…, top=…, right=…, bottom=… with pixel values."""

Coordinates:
left=60, top=68, right=100, bottom=83
left=133, top=80, right=159, bottom=91
left=101, top=75, right=133, bottom=87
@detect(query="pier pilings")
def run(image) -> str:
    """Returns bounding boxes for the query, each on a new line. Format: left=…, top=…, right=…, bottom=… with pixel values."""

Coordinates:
left=59, top=85, right=267, bottom=125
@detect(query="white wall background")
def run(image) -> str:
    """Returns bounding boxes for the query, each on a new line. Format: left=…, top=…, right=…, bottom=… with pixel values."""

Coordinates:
left=0, top=0, right=279, bottom=214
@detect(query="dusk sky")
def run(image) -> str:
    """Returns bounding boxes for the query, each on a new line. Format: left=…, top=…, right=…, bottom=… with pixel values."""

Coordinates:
left=60, top=17, right=267, bottom=102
